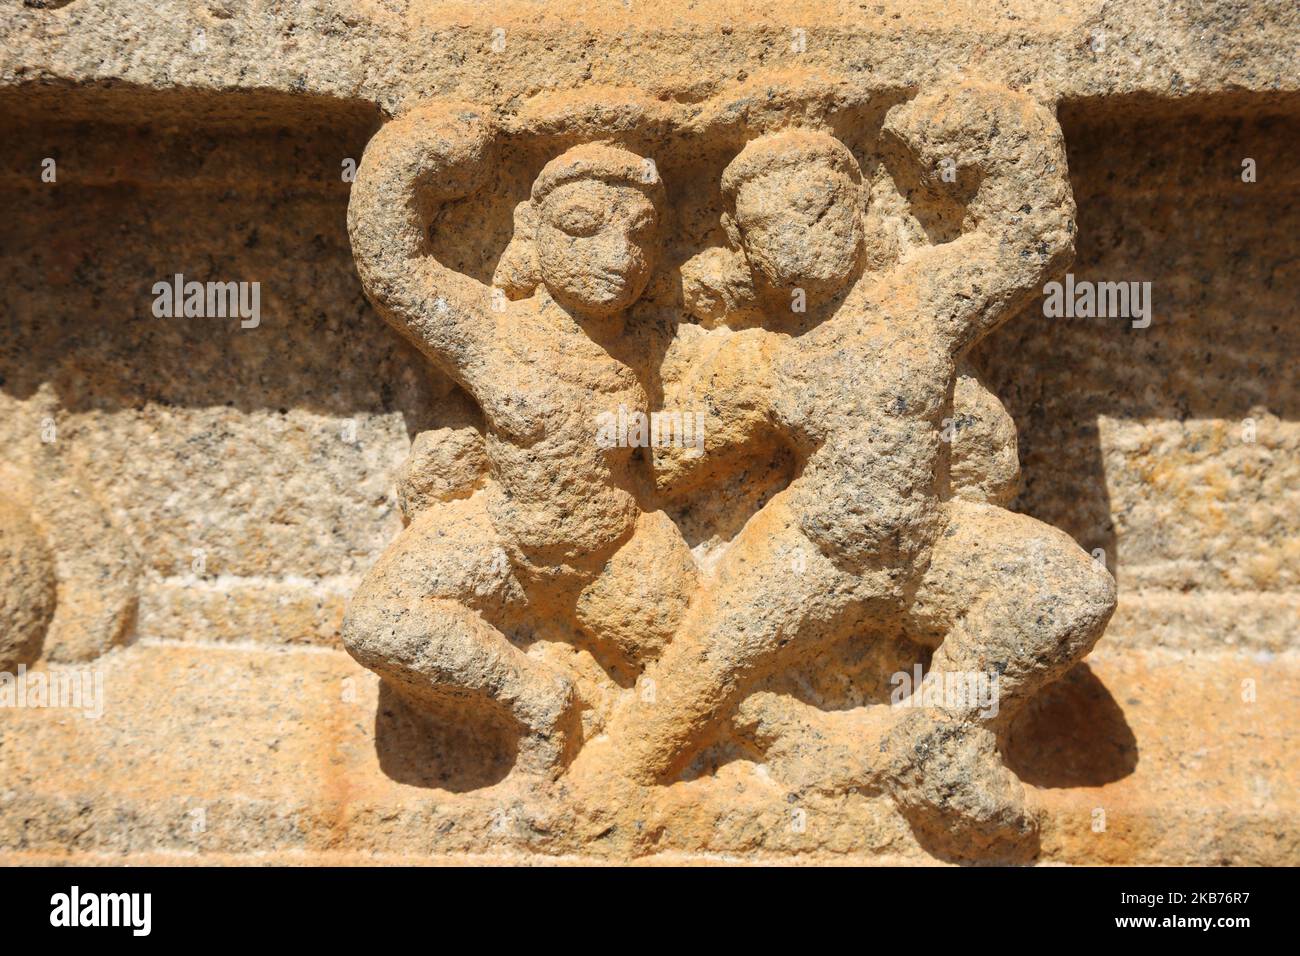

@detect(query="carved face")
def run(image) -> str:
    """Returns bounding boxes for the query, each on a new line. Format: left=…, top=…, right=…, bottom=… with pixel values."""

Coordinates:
left=535, top=179, right=659, bottom=317
left=732, top=159, right=863, bottom=302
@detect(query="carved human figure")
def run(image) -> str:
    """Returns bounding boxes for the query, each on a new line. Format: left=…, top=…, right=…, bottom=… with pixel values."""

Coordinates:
left=343, top=105, right=697, bottom=776
left=0, top=490, right=56, bottom=671
left=0, top=456, right=137, bottom=667
left=595, top=81, right=1117, bottom=847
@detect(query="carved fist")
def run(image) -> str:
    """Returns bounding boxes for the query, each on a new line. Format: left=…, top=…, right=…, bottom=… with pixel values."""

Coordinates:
left=883, top=81, right=1044, bottom=185
left=882, top=79, right=1075, bottom=268
left=380, top=103, right=496, bottom=205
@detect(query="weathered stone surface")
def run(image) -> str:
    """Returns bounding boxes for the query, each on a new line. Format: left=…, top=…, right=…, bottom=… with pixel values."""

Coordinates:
left=2, top=1, right=1296, bottom=112
left=0, top=642, right=1292, bottom=864
left=0, top=1, right=1296, bottom=865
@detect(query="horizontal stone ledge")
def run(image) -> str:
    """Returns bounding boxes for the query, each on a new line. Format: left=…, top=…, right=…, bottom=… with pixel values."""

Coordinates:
left=1, top=0, right=1296, bottom=116
left=0, top=641, right=1293, bottom=863
left=135, top=575, right=357, bottom=649
left=1100, top=590, right=1300, bottom=653
left=0, top=848, right=936, bottom=867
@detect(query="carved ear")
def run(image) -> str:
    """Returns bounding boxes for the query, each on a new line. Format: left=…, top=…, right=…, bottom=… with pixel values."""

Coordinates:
left=491, top=200, right=541, bottom=299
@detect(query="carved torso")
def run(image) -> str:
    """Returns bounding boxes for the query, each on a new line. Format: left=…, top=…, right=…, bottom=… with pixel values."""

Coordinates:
left=773, top=307, right=954, bottom=573
left=478, top=295, right=646, bottom=569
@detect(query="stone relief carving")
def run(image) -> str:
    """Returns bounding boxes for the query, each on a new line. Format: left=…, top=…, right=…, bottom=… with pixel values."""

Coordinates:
left=0, top=402, right=139, bottom=671
left=0, top=483, right=55, bottom=670
left=343, top=79, right=1118, bottom=855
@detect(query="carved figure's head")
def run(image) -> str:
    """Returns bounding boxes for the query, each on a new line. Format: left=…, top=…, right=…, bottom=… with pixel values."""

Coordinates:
left=494, top=144, right=665, bottom=318
left=721, top=131, right=865, bottom=306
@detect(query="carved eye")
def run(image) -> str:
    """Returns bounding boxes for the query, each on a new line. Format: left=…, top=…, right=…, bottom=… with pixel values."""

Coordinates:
left=793, top=181, right=836, bottom=220
left=553, top=203, right=606, bottom=238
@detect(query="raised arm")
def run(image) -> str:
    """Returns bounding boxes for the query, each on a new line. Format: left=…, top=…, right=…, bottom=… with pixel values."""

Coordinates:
left=870, top=81, right=1075, bottom=355
left=347, top=102, right=500, bottom=387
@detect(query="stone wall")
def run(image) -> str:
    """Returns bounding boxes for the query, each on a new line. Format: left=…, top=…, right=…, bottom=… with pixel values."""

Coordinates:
left=0, top=0, right=1296, bottom=864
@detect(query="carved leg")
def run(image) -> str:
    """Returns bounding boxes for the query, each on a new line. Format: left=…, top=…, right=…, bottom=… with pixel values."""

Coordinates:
left=905, top=498, right=1117, bottom=723
left=882, top=498, right=1117, bottom=851
left=574, top=509, right=699, bottom=673
left=606, top=493, right=862, bottom=784
left=342, top=495, right=579, bottom=778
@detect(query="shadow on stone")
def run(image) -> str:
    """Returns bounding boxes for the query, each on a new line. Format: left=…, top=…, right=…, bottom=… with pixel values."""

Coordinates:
left=1002, top=662, right=1138, bottom=788
left=373, top=680, right=519, bottom=792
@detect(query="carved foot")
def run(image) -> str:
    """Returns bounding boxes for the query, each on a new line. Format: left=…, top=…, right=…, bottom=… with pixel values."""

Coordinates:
left=511, top=674, right=583, bottom=780
left=880, top=709, right=1037, bottom=859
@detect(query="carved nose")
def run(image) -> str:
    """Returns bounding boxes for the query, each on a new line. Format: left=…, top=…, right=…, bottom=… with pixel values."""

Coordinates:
left=600, top=236, right=637, bottom=272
